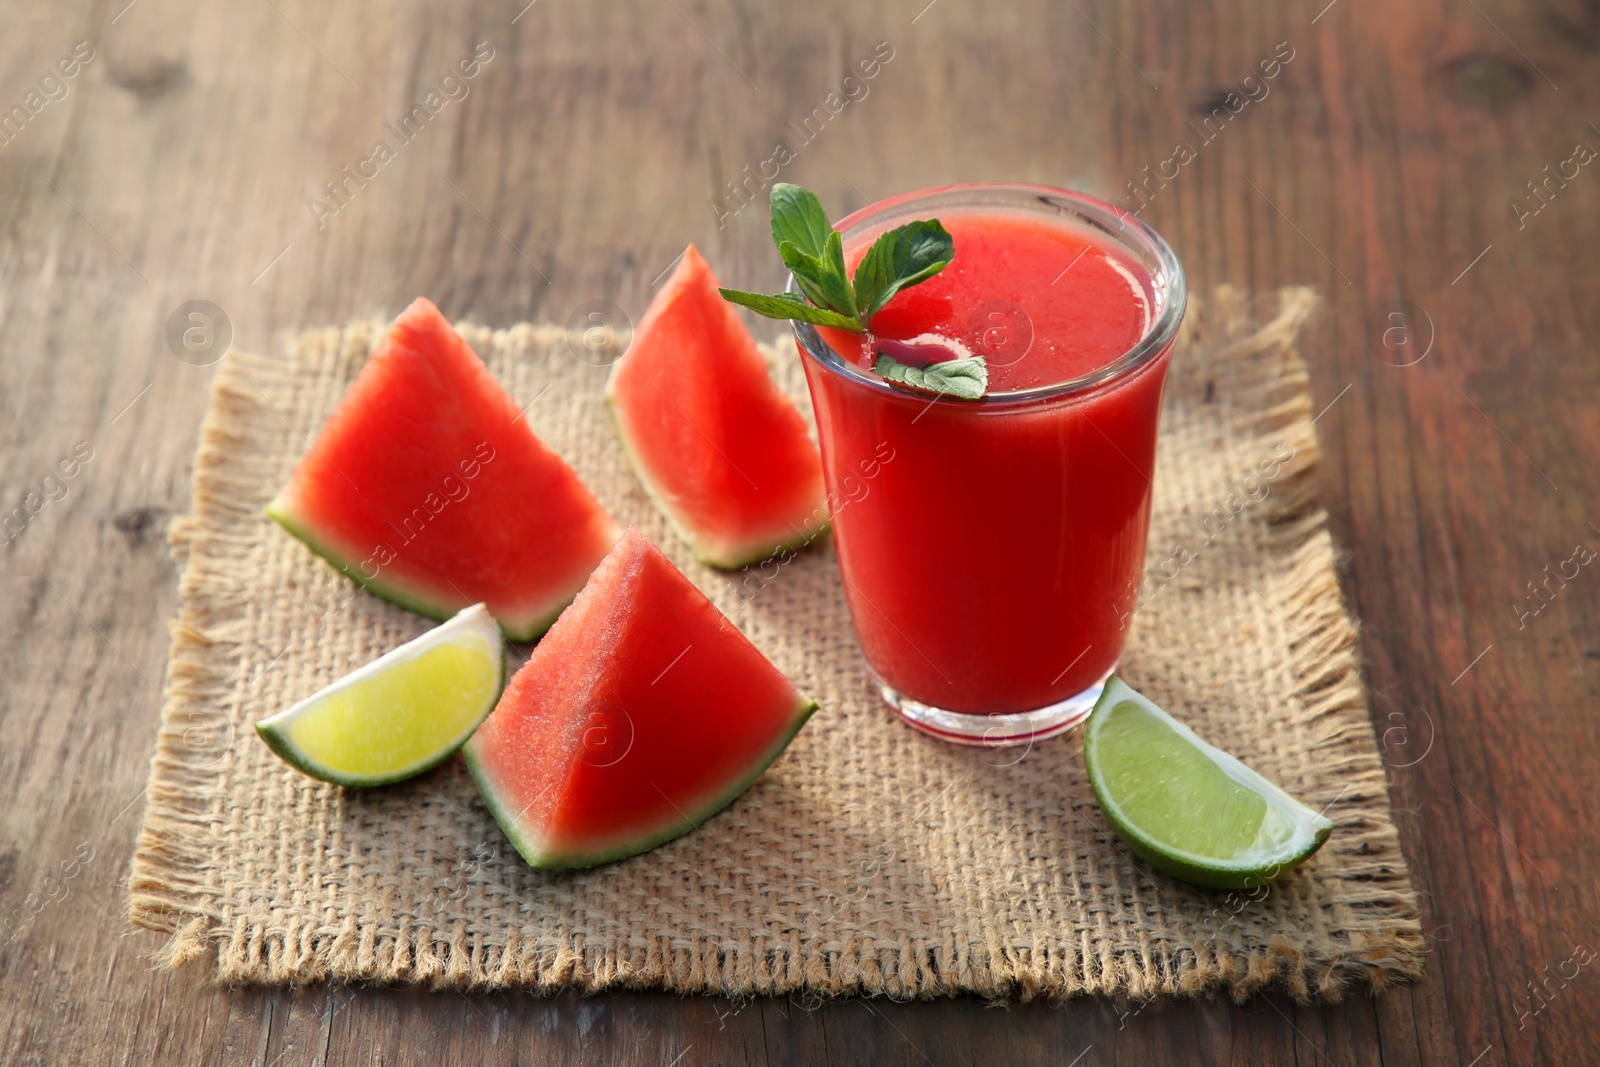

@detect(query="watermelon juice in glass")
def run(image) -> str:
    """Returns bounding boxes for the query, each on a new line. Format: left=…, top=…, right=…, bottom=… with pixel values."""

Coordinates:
left=790, top=184, right=1186, bottom=745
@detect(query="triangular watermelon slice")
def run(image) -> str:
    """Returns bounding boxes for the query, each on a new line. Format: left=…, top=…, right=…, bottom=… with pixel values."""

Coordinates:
left=267, top=298, right=621, bottom=640
left=463, top=527, right=816, bottom=868
left=606, top=244, right=829, bottom=569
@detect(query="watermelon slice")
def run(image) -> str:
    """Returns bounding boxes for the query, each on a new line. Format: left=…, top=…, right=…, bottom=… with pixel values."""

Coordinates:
left=463, top=527, right=816, bottom=868
left=606, top=244, right=829, bottom=569
left=267, top=298, right=621, bottom=641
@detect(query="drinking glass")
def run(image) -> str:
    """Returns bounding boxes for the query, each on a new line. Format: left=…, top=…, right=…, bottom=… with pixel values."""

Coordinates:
left=791, top=183, right=1186, bottom=745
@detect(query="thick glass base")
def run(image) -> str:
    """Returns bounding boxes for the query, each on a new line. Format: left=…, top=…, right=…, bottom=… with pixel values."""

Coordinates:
left=878, top=664, right=1116, bottom=747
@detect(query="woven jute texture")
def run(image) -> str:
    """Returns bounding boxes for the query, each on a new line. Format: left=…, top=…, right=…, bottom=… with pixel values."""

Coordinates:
left=128, top=287, right=1423, bottom=1002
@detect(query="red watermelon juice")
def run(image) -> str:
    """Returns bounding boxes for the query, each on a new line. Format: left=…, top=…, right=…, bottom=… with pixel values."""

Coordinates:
left=793, top=184, right=1186, bottom=745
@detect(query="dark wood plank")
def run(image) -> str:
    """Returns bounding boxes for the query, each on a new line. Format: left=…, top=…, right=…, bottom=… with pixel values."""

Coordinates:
left=2, top=0, right=1598, bottom=1062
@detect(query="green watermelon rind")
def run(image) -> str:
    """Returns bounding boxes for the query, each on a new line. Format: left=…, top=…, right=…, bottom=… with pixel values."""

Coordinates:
left=463, top=696, right=818, bottom=869
left=255, top=605, right=509, bottom=789
left=603, top=396, right=831, bottom=571
left=265, top=497, right=574, bottom=642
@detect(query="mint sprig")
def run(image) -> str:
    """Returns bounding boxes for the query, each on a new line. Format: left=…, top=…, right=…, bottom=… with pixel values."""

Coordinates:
left=719, top=183, right=954, bottom=334
left=872, top=352, right=989, bottom=400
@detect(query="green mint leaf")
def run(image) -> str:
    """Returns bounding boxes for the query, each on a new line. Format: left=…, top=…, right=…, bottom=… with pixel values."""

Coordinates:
left=852, top=219, right=954, bottom=325
left=778, top=239, right=856, bottom=320
left=824, top=230, right=856, bottom=318
left=769, top=184, right=834, bottom=260
left=777, top=241, right=831, bottom=309
left=872, top=351, right=988, bottom=400
left=719, top=183, right=955, bottom=335
left=719, top=289, right=863, bottom=331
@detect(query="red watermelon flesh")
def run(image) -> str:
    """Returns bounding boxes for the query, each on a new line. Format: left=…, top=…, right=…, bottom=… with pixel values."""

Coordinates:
left=606, top=244, right=829, bottom=569
left=267, top=297, right=620, bottom=641
left=463, top=527, right=816, bottom=868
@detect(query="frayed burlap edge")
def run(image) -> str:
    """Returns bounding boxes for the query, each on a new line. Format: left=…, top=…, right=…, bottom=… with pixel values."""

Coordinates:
left=127, top=290, right=1423, bottom=1002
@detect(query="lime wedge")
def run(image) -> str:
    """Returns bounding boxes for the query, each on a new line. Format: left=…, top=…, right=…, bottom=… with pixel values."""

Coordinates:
left=256, top=603, right=506, bottom=787
left=1083, top=676, right=1333, bottom=889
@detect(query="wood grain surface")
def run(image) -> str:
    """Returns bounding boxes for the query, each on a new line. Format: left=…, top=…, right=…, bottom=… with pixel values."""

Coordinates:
left=1, top=0, right=1596, bottom=1063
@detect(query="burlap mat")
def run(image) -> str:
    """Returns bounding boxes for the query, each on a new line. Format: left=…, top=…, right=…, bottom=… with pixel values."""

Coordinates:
left=128, top=287, right=1422, bottom=1002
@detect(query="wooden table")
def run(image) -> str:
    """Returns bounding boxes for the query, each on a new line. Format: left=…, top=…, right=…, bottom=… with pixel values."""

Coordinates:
left=3, top=0, right=1595, bottom=1062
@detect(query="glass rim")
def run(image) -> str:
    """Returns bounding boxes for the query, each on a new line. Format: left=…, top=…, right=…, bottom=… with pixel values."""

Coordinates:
left=788, top=181, right=1188, bottom=407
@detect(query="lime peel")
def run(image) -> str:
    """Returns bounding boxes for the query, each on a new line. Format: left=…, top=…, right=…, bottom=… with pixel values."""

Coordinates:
left=1083, top=675, right=1334, bottom=890
left=256, top=603, right=506, bottom=787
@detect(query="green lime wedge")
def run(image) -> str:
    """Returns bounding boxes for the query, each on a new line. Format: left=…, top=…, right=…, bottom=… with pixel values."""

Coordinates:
left=256, top=603, right=506, bottom=787
left=1083, top=676, right=1334, bottom=890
